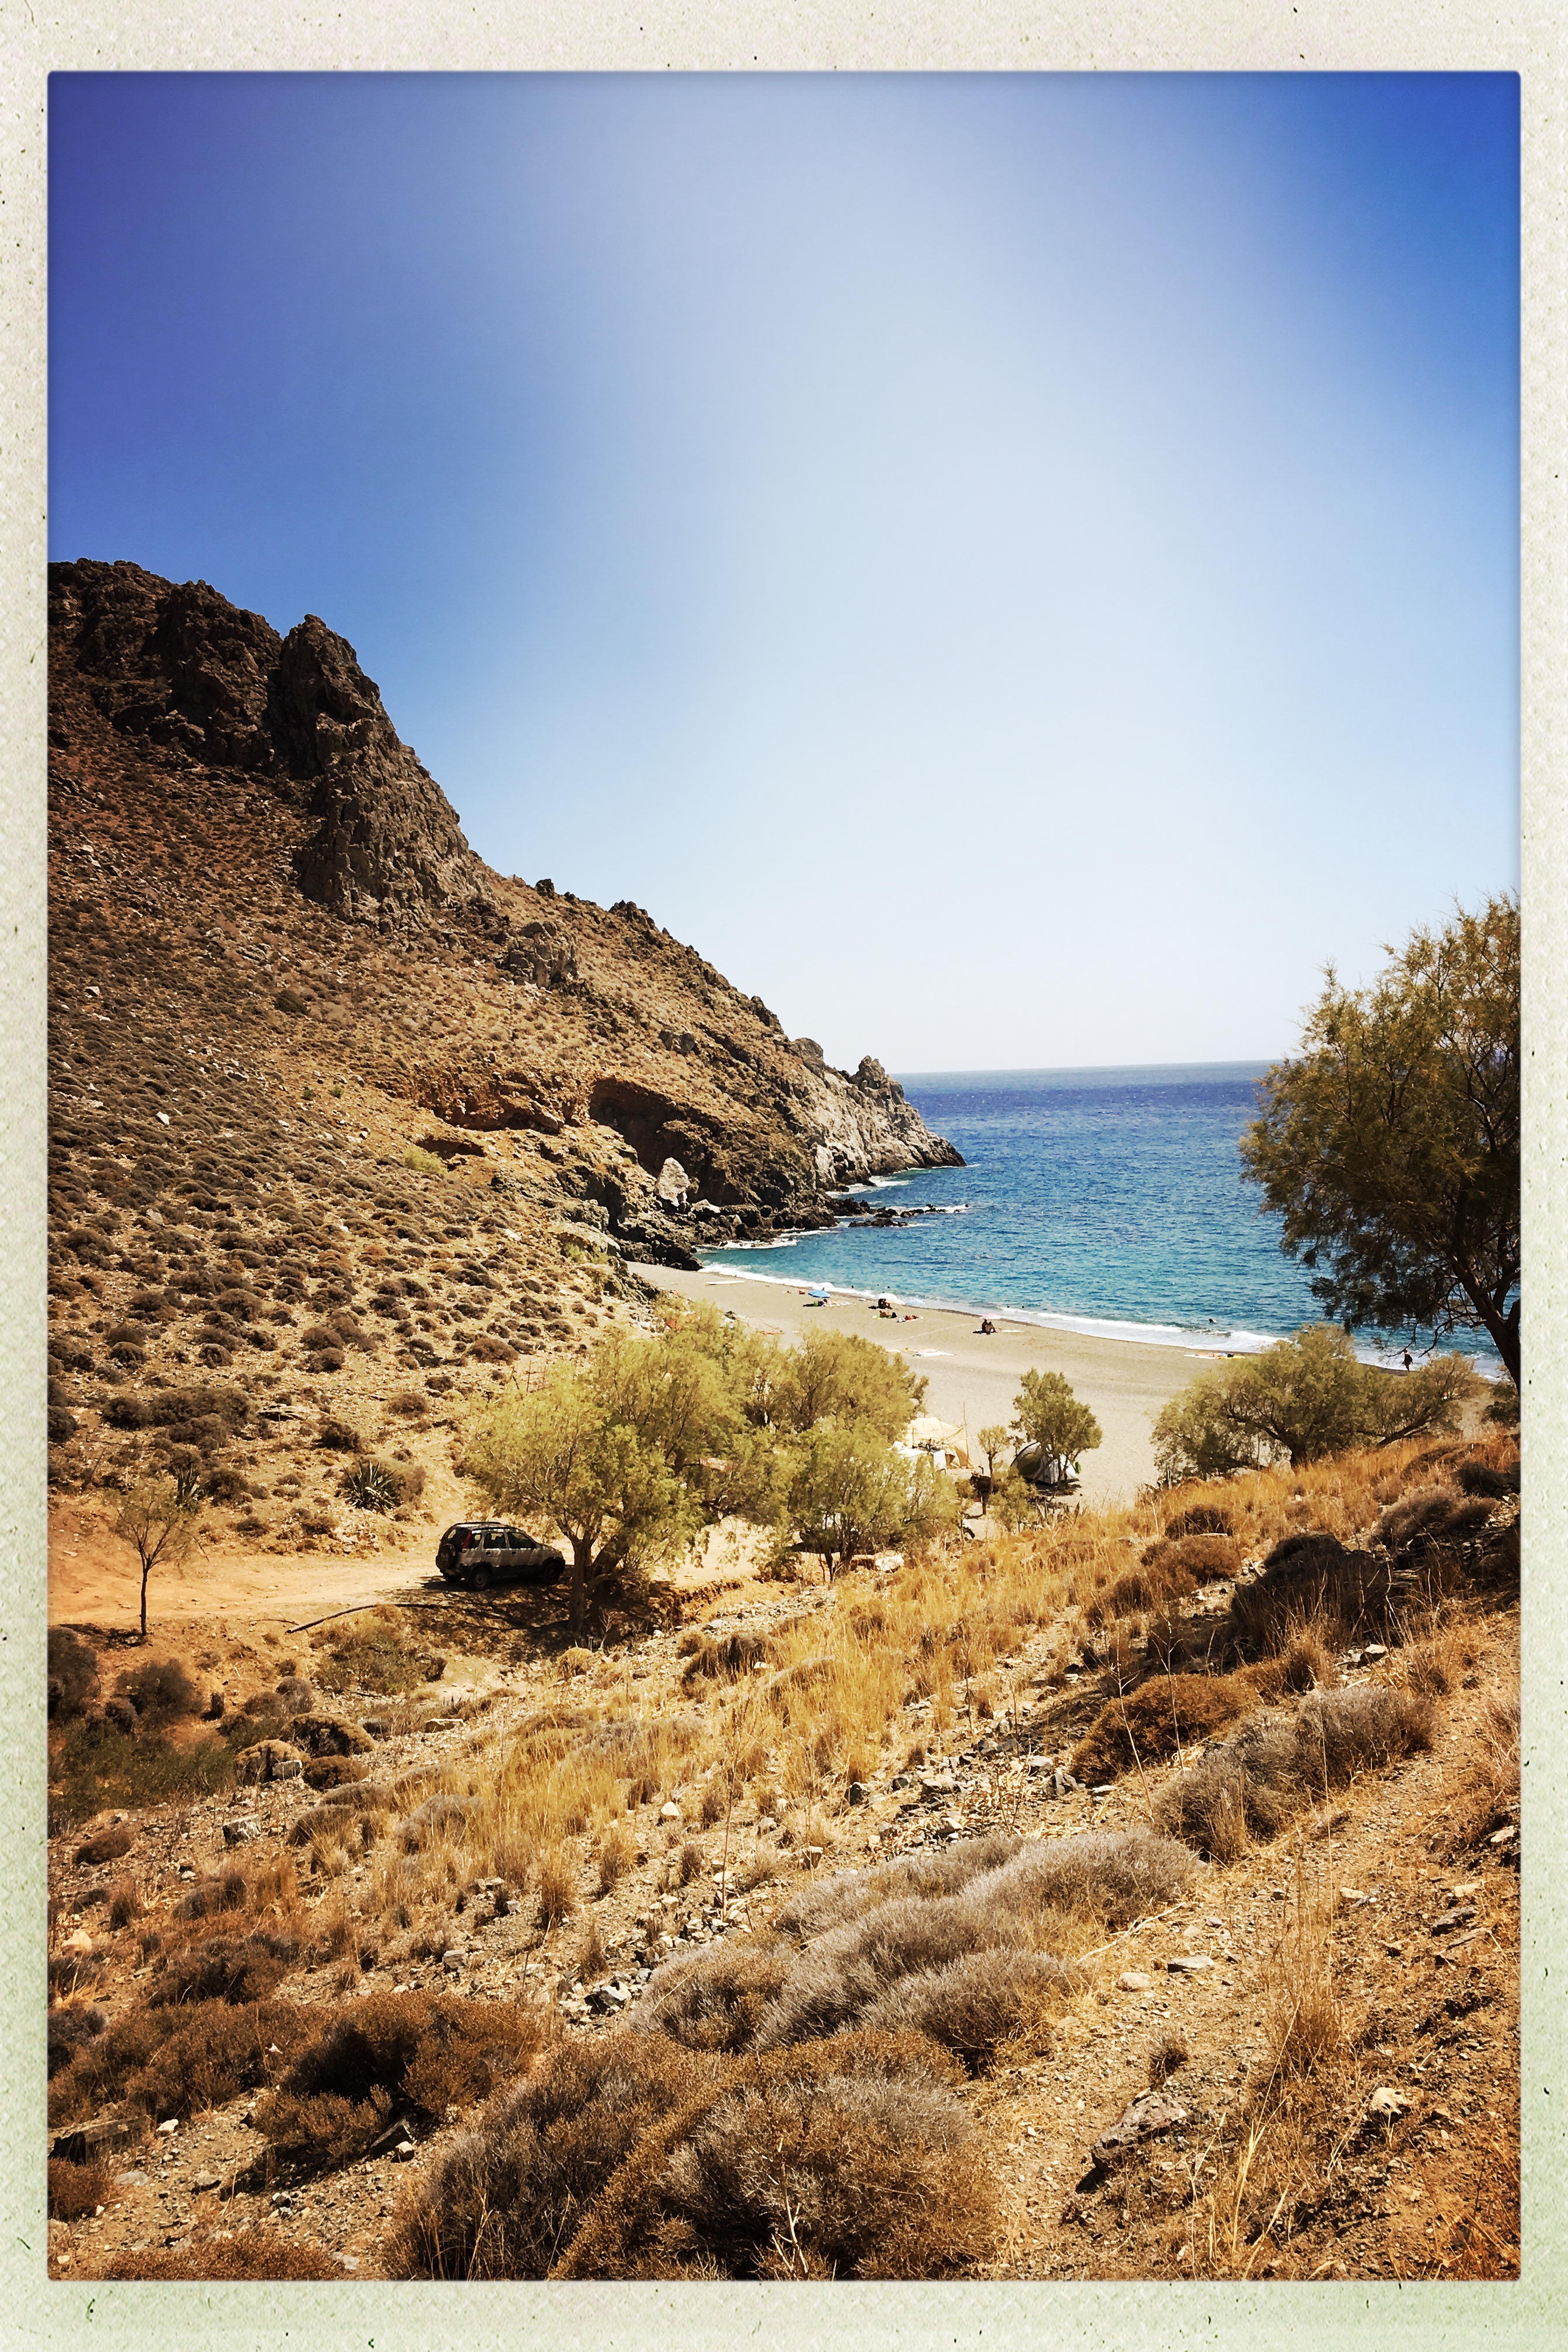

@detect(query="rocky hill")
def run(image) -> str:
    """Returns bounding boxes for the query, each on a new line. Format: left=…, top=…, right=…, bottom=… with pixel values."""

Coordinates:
left=46, top=558, right=959, bottom=1511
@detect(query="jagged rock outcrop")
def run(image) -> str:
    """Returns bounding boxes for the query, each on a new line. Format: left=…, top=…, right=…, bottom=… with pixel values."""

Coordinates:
left=50, top=559, right=493, bottom=935
left=47, top=558, right=961, bottom=1276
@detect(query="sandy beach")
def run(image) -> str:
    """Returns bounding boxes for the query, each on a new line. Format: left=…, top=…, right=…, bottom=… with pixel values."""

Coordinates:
left=629, top=1261, right=1222, bottom=1506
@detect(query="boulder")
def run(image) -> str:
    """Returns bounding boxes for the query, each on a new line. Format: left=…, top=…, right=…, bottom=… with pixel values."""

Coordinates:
left=1090, top=2089, right=1189, bottom=2169
left=656, top=1157, right=691, bottom=1210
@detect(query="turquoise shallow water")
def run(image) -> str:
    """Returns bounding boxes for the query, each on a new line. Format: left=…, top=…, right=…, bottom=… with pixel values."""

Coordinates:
left=697, top=1062, right=1495, bottom=1368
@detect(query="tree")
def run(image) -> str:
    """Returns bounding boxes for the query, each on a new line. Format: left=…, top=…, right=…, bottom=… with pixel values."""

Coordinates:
left=755, top=1328, right=927, bottom=1443
left=786, top=1422, right=960, bottom=1576
left=1010, top=1368, right=1102, bottom=1488
left=975, top=1426, right=1012, bottom=1479
left=464, top=1319, right=750, bottom=1631
left=1150, top=1323, right=1483, bottom=1483
left=1241, top=897, right=1519, bottom=1386
left=114, top=1475, right=205, bottom=1640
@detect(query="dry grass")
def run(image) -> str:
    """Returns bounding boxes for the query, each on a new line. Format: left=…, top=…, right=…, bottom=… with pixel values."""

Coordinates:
left=597, top=1822, right=634, bottom=1895
left=536, top=1846, right=578, bottom=1928
left=1180, top=1860, right=1350, bottom=2277
left=99, top=2231, right=343, bottom=2280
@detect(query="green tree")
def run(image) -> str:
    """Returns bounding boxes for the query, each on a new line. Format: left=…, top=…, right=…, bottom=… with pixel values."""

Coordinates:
left=114, top=1475, right=205, bottom=1640
left=464, top=1313, right=757, bottom=1630
left=762, top=1327, right=927, bottom=1442
left=1151, top=1323, right=1482, bottom=1484
left=1241, top=897, right=1520, bottom=1386
left=786, top=1422, right=960, bottom=1576
left=975, top=1425, right=1012, bottom=1479
left=1010, top=1368, right=1102, bottom=1489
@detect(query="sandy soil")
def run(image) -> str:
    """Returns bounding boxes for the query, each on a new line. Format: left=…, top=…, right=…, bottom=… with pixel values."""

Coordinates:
left=632, top=1261, right=1213, bottom=1506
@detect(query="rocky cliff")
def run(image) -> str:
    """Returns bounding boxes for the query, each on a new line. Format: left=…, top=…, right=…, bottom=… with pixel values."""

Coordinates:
left=47, top=561, right=960, bottom=1334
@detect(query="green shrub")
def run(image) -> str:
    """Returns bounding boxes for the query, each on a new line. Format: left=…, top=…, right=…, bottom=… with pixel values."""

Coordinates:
left=1153, top=1325, right=1482, bottom=1482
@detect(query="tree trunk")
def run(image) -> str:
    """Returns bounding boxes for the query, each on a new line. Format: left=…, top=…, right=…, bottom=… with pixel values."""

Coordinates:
left=567, top=1538, right=594, bottom=1636
left=140, top=1558, right=151, bottom=1642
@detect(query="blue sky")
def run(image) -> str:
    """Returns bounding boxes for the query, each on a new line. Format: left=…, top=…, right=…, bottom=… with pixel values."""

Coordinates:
left=49, top=72, right=1519, bottom=1071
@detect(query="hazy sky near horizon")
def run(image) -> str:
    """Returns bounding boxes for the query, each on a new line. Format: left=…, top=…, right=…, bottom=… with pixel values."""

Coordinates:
left=50, top=73, right=1518, bottom=1073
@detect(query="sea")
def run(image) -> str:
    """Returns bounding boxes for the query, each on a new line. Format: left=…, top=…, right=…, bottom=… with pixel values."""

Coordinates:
left=696, top=1062, right=1497, bottom=1373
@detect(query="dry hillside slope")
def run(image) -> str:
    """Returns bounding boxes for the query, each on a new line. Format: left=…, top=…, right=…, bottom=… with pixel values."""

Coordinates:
left=46, top=557, right=957, bottom=1535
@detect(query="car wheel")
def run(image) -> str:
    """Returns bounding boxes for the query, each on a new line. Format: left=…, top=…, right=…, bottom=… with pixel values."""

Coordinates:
left=471, top=1565, right=491, bottom=1592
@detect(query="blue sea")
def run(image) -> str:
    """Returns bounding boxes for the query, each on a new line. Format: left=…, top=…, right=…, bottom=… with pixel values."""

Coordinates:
left=697, top=1062, right=1494, bottom=1370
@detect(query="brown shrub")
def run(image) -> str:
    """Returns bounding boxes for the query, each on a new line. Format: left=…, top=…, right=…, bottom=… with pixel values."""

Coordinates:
left=147, top=1930, right=299, bottom=2007
left=116, top=1657, right=202, bottom=1724
left=1072, top=1672, right=1259, bottom=1783
left=1227, top=1534, right=1392, bottom=1656
left=1147, top=2034, right=1188, bottom=2087
left=554, top=2032, right=993, bottom=2281
left=752, top=1896, right=1007, bottom=2050
left=50, top=1999, right=312, bottom=2127
left=384, top=2031, right=720, bottom=2279
left=74, top=1824, right=134, bottom=1869
left=963, top=1829, right=1195, bottom=1927
left=1085, top=1559, right=1198, bottom=1629
left=48, top=2158, right=111, bottom=2221
left=1163, top=1502, right=1234, bottom=1539
left=774, top=1833, right=1024, bottom=1943
left=1155, top=1683, right=1436, bottom=1860
left=1143, top=1532, right=1241, bottom=1580
left=856, top=1946, right=1078, bottom=2068
left=681, top=1631, right=771, bottom=1687
left=635, top=1945, right=796, bottom=2054
left=257, top=1992, right=548, bottom=2176
left=1293, top=1685, right=1435, bottom=1787
left=100, top=2230, right=341, bottom=2281
left=47, top=2004, right=106, bottom=2080
left=106, top=1876, right=143, bottom=1929
left=1153, top=1751, right=1287, bottom=1862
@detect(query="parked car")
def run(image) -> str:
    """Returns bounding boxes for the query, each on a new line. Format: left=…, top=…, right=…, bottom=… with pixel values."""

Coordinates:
left=436, top=1521, right=566, bottom=1591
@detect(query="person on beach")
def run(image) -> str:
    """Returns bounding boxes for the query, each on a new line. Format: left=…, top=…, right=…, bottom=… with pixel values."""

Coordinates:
left=979, top=1318, right=996, bottom=1335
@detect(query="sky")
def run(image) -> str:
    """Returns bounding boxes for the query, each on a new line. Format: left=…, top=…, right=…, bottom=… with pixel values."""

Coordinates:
left=48, top=72, right=1519, bottom=1073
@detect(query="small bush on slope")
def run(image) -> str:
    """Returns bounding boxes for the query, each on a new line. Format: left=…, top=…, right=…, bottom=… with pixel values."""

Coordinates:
left=48, top=2158, right=111, bottom=2221
left=772, top=1832, right=1024, bottom=1942
left=639, top=1832, right=1184, bottom=2067
left=383, top=2031, right=721, bottom=2278
left=1071, top=1673, right=1261, bottom=1783
left=146, top=1930, right=300, bottom=2007
left=633, top=1945, right=796, bottom=2056
left=548, top=2035, right=988, bottom=2281
left=1155, top=1685, right=1436, bottom=1860
left=256, top=1992, right=547, bottom=2175
left=856, top=1947, right=1076, bottom=2066
left=49, top=1999, right=312, bottom=2128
